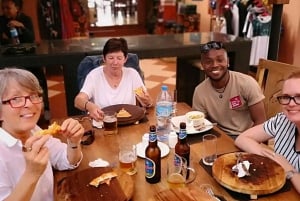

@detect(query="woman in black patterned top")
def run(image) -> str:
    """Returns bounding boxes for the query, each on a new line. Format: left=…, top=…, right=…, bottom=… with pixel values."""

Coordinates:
left=235, top=71, right=300, bottom=194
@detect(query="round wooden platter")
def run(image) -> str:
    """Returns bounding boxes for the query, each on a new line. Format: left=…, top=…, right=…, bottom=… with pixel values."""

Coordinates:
left=56, top=167, right=134, bottom=201
left=212, top=152, right=285, bottom=199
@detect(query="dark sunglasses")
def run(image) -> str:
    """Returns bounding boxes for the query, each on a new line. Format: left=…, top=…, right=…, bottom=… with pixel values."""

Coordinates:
left=81, top=130, right=95, bottom=145
left=200, top=41, right=224, bottom=53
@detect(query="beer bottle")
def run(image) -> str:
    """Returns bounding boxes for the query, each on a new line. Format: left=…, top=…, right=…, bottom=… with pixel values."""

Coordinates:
left=175, top=122, right=190, bottom=167
left=145, top=125, right=161, bottom=184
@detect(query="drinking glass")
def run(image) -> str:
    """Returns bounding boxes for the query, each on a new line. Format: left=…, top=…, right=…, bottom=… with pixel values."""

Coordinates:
left=103, top=111, right=118, bottom=135
left=119, top=144, right=137, bottom=175
left=167, top=155, right=196, bottom=188
left=202, top=134, right=217, bottom=166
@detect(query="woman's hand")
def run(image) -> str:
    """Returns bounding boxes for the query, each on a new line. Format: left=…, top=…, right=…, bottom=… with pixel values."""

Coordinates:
left=87, top=103, right=104, bottom=121
left=262, top=148, right=295, bottom=172
left=60, top=118, right=84, bottom=145
left=136, top=89, right=153, bottom=108
left=23, top=135, right=51, bottom=177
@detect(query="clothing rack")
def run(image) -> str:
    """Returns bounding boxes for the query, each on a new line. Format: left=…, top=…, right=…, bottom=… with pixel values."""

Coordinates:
left=212, top=0, right=289, bottom=61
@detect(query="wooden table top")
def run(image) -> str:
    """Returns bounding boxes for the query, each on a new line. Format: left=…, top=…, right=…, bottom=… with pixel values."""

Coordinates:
left=53, top=102, right=300, bottom=201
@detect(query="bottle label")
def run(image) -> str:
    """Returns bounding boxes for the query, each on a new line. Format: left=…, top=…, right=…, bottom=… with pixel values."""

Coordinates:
left=145, top=157, right=156, bottom=178
left=173, top=153, right=184, bottom=172
left=174, top=153, right=182, bottom=166
left=156, top=101, right=172, bottom=117
left=10, top=28, right=18, bottom=37
left=178, top=128, right=187, bottom=139
left=149, top=132, right=157, bottom=142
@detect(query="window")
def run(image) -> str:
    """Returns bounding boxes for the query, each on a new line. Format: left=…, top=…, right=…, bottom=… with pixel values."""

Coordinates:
left=88, top=0, right=138, bottom=27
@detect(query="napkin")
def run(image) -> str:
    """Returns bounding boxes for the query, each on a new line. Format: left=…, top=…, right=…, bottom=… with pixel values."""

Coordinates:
left=92, top=119, right=103, bottom=128
left=232, top=160, right=251, bottom=178
left=89, top=158, right=110, bottom=167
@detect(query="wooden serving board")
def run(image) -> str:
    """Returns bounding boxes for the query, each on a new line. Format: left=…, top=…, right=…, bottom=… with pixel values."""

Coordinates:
left=212, top=152, right=285, bottom=199
left=56, top=167, right=133, bottom=201
left=150, top=186, right=216, bottom=201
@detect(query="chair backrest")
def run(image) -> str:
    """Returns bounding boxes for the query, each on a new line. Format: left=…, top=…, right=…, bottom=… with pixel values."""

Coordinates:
left=77, top=53, right=144, bottom=89
left=256, top=59, right=300, bottom=119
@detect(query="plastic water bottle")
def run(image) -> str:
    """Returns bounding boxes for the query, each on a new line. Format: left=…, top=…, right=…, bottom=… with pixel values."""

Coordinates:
left=10, top=27, right=20, bottom=45
left=156, top=85, right=173, bottom=143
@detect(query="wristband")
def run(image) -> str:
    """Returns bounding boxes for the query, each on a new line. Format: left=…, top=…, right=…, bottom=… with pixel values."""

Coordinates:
left=67, top=139, right=79, bottom=149
left=286, top=170, right=297, bottom=180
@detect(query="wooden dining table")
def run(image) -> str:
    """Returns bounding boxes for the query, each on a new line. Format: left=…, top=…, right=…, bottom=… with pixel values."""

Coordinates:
left=53, top=102, right=300, bottom=201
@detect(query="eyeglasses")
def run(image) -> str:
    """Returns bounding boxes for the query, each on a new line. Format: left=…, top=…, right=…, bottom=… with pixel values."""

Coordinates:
left=276, top=95, right=300, bottom=105
left=200, top=41, right=224, bottom=53
left=1, top=94, right=43, bottom=108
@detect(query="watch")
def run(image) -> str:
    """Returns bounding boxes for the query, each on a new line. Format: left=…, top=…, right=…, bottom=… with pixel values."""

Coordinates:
left=286, top=170, right=297, bottom=180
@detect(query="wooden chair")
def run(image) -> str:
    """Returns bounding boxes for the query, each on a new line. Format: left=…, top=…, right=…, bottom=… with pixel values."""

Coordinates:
left=256, top=59, right=300, bottom=119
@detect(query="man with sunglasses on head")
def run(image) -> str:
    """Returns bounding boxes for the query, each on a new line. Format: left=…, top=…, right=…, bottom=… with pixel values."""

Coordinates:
left=235, top=71, right=300, bottom=194
left=192, top=41, right=266, bottom=137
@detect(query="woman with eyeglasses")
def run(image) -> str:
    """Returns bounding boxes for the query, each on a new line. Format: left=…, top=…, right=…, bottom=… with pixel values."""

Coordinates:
left=0, top=68, right=84, bottom=200
left=235, top=71, right=300, bottom=194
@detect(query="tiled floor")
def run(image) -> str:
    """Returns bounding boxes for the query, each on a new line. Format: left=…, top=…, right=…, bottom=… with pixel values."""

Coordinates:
left=46, top=57, right=176, bottom=120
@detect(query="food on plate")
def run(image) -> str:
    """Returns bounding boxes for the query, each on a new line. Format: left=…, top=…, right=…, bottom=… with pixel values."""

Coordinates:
left=117, top=108, right=132, bottom=118
left=185, top=111, right=205, bottom=129
left=186, top=111, right=205, bottom=120
left=212, top=152, right=285, bottom=197
left=35, top=121, right=61, bottom=135
left=89, top=171, right=118, bottom=187
left=189, top=114, right=204, bottom=119
left=134, top=87, right=144, bottom=97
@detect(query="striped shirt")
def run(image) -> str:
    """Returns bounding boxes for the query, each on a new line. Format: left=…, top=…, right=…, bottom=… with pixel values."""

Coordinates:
left=264, top=113, right=300, bottom=172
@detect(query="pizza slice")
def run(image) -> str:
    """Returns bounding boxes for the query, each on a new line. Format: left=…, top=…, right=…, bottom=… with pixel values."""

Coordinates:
left=89, top=171, right=118, bottom=187
left=35, top=121, right=61, bottom=135
left=117, top=108, right=132, bottom=118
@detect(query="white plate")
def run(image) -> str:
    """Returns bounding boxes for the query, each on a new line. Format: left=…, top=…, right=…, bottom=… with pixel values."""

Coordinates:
left=136, top=142, right=170, bottom=158
left=171, top=115, right=213, bottom=134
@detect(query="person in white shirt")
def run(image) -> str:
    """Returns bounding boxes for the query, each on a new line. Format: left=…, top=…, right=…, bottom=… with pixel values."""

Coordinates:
left=74, top=37, right=153, bottom=121
left=0, top=68, right=84, bottom=201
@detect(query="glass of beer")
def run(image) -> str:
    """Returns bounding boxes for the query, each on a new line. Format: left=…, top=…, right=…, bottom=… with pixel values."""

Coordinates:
left=103, top=111, right=118, bottom=135
left=119, top=144, right=137, bottom=175
left=167, top=155, right=196, bottom=188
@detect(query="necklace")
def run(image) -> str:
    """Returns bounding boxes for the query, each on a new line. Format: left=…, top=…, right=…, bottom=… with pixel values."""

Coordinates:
left=104, top=70, right=122, bottom=88
left=212, top=74, right=230, bottom=99
left=215, top=86, right=227, bottom=98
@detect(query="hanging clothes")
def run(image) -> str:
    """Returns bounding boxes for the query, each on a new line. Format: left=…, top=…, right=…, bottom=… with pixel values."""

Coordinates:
left=222, top=0, right=242, bottom=37
left=230, top=2, right=239, bottom=37
left=237, top=0, right=252, bottom=36
left=39, top=0, right=62, bottom=39
left=223, top=7, right=234, bottom=35
left=59, top=0, right=75, bottom=39
left=243, top=2, right=271, bottom=66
